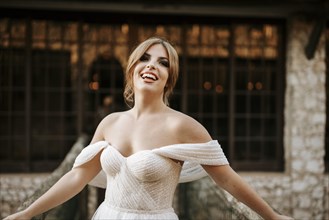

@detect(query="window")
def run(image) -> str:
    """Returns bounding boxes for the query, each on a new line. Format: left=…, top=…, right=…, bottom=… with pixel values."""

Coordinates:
left=0, top=47, right=75, bottom=172
left=172, top=24, right=285, bottom=171
left=0, top=17, right=285, bottom=172
left=0, top=20, right=77, bottom=172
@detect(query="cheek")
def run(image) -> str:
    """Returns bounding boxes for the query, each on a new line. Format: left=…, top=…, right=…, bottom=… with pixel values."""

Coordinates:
left=134, top=64, right=142, bottom=75
left=163, top=71, right=170, bottom=84
left=133, top=64, right=143, bottom=79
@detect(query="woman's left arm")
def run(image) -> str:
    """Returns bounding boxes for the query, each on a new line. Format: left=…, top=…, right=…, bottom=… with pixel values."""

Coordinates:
left=203, top=164, right=293, bottom=220
left=176, top=115, right=292, bottom=219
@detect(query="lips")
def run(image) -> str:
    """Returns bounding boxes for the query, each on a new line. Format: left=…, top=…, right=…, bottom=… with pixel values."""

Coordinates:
left=140, top=72, right=158, bottom=81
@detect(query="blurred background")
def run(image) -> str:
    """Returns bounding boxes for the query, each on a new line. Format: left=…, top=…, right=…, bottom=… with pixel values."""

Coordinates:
left=0, top=0, right=328, bottom=219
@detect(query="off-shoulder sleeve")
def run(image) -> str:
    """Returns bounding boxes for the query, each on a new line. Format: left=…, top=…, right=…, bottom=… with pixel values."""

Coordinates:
left=153, top=140, right=229, bottom=183
left=72, top=141, right=108, bottom=188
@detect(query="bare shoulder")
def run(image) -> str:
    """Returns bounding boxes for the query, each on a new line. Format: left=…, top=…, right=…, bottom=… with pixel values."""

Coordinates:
left=99, top=111, right=123, bottom=124
left=167, top=109, right=212, bottom=143
left=91, top=111, right=128, bottom=142
left=98, top=110, right=132, bottom=128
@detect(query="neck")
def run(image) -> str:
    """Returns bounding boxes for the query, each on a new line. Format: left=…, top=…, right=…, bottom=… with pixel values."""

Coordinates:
left=131, top=93, right=167, bottom=118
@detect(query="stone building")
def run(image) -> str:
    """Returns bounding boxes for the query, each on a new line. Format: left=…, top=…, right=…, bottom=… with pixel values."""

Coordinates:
left=0, top=1, right=328, bottom=219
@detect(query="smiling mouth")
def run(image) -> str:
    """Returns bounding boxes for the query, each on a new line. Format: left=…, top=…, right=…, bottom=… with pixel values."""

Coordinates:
left=141, top=73, right=158, bottom=81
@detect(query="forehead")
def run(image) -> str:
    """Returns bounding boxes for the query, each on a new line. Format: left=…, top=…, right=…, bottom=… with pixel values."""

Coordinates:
left=145, top=43, right=168, bottom=59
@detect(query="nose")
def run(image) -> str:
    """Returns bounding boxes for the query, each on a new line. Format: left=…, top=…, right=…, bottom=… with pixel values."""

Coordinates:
left=146, top=63, right=155, bottom=69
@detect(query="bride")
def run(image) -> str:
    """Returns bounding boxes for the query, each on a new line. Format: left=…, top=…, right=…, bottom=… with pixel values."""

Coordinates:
left=4, top=37, right=293, bottom=220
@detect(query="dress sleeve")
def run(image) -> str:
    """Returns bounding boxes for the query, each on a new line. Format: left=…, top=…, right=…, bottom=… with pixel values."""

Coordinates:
left=72, top=141, right=108, bottom=188
left=153, top=140, right=229, bottom=183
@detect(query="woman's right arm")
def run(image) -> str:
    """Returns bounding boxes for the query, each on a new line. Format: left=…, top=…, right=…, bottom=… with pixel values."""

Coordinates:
left=4, top=117, right=108, bottom=220
left=4, top=151, right=103, bottom=220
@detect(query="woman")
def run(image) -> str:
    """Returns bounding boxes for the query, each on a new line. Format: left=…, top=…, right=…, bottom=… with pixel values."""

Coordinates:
left=4, top=37, right=293, bottom=220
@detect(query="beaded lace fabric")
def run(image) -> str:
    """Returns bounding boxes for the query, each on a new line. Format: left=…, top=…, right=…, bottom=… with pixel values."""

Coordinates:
left=73, top=140, right=229, bottom=219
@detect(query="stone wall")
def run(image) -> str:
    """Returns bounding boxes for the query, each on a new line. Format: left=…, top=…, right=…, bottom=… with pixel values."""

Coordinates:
left=186, top=174, right=293, bottom=219
left=325, top=175, right=329, bottom=219
left=285, top=15, right=326, bottom=219
left=0, top=173, right=49, bottom=219
left=184, top=177, right=262, bottom=220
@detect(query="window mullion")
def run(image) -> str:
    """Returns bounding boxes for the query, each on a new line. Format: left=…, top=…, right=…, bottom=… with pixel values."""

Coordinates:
left=25, top=18, right=32, bottom=171
left=228, top=23, right=236, bottom=166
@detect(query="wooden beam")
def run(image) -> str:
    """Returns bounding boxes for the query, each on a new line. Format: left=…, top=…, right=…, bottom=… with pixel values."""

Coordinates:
left=0, top=0, right=324, bottom=18
left=304, top=17, right=326, bottom=60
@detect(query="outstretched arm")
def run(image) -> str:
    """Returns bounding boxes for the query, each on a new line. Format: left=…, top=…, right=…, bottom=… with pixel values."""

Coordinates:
left=203, top=164, right=293, bottom=220
left=4, top=116, right=108, bottom=220
left=3, top=152, right=102, bottom=220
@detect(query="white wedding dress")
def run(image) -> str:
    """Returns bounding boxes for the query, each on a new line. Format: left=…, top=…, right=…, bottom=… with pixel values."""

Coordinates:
left=73, top=140, right=229, bottom=219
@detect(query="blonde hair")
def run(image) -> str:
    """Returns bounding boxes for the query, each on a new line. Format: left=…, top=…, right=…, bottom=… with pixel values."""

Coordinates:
left=124, top=37, right=179, bottom=107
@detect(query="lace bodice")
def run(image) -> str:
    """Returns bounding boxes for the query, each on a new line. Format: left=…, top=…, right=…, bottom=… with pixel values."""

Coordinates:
left=72, top=140, right=229, bottom=215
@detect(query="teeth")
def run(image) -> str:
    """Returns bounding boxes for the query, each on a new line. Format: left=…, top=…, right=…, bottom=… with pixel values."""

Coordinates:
left=142, top=73, right=157, bottom=80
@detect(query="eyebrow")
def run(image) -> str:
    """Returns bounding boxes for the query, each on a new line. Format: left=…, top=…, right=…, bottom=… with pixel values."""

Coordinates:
left=144, top=52, right=168, bottom=60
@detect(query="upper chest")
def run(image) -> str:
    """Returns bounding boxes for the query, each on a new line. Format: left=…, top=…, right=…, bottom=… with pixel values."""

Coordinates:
left=103, top=114, right=180, bottom=155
